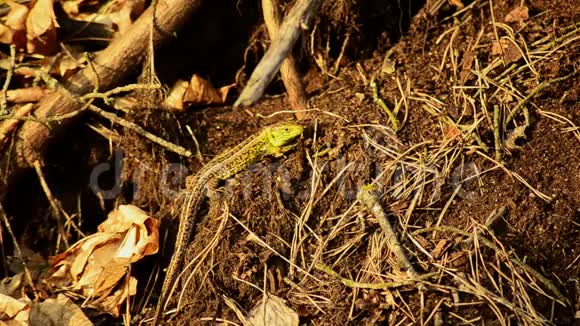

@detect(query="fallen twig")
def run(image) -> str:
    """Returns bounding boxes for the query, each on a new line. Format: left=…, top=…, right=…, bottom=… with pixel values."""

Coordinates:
left=33, top=160, right=68, bottom=249
left=87, top=105, right=192, bottom=157
left=1, top=45, right=16, bottom=115
left=33, top=160, right=85, bottom=245
left=357, top=184, right=419, bottom=277
left=370, top=77, right=399, bottom=130
left=81, top=83, right=161, bottom=104
left=505, top=72, right=577, bottom=124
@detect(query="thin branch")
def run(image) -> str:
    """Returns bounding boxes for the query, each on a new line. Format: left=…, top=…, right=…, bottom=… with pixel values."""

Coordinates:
left=358, top=184, right=419, bottom=277
left=505, top=72, right=577, bottom=124
left=235, top=0, right=323, bottom=107
left=262, top=0, right=308, bottom=119
left=0, top=202, right=40, bottom=300
left=88, top=105, right=192, bottom=157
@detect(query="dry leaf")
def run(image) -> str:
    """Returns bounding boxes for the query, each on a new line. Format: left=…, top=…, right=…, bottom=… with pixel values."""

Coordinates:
left=88, top=276, right=136, bottom=317
left=29, top=294, right=92, bottom=326
left=26, top=0, right=60, bottom=54
left=110, top=96, right=139, bottom=112
left=47, top=205, right=158, bottom=316
left=448, top=0, right=464, bottom=9
left=60, top=0, right=93, bottom=17
left=104, top=0, right=145, bottom=34
left=0, top=0, right=29, bottom=48
left=163, top=79, right=189, bottom=111
left=431, top=239, right=448, bottom=258
left=98, top=205, right=159, bottom=257
left=183, top=74, right=234, bottom=106
left=505, top=6, right=529, bottom=23
left=61, top=0, right=81, bottom=16
left=51, top=54, right=85, bottom=78
left=0, top=293, right=29, bottom=325
left=491, top=38, right=522, bottom=64
left=0, top=25, right=14, bottom=44
left=443, top=124, right=462, bottom=141
left=108, top=3, right=133, bottom=34
left=164, top=75, right=234, bottom=111
left=74, top=235, right=128, bottom=295
left=0, top=273, right=26, bottom=299
left=5, top=1, right=29, bottom=31
left=247, top=295, right=299, bottom=326
left=64, top=0, right=145, bottom=34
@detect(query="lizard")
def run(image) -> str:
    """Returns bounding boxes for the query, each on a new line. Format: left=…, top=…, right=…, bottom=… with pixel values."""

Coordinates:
left=153, top=122, right=304, bottom=325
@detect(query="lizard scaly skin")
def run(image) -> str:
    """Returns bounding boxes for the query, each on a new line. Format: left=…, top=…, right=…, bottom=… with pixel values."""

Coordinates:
left=153, top=122, right=303, bottom=324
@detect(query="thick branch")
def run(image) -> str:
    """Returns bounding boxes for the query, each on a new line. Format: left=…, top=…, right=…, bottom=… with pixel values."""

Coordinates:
left=13, top=0, right=203, bottom=167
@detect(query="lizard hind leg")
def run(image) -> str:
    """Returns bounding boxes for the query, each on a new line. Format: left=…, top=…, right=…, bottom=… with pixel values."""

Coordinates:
left=205, top=178, right=221, bottom=202
left=206, top=179, right=228, bottom=219
left=205, top=178, right=233, bottom=217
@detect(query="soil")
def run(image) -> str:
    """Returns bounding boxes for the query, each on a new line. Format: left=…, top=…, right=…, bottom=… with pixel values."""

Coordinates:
left=1, top=0, right=579, bottom=325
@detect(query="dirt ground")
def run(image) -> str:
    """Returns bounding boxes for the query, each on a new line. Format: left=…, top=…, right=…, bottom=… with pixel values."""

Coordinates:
left=1, top=0, right=579, bottom=325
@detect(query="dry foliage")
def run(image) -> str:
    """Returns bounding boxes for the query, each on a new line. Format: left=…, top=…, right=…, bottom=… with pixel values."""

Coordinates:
left=0, top=0, right=577, bottom=325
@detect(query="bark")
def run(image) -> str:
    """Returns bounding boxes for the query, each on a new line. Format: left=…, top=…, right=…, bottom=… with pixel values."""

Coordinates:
left=262, top=0, right=308, bottom=119
left=13, top=0, right=203, bottom=167
left=234, top=0, right=323, bottom=107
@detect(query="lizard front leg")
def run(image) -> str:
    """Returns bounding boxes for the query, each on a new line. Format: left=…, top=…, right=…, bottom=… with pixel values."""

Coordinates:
left=271, top=144, right=297, bottom=158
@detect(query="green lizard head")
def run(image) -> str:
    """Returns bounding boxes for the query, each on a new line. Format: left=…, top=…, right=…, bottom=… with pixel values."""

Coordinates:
left=264, top=122, right=304, bottom=148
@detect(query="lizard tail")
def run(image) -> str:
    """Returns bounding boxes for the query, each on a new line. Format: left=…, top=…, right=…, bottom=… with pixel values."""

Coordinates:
left=153, top=186, right=205, bottom=325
